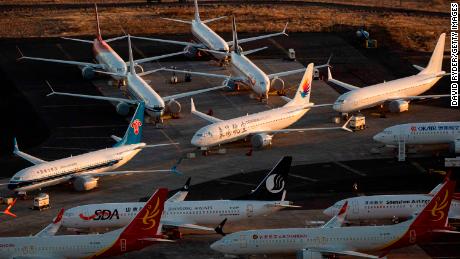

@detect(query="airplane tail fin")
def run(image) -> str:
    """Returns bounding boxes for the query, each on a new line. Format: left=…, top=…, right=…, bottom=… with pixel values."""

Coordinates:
left=120, top=188, right=168, bottom=238
left=194, top=0, right=201, bottom=22
left=241, top=156, right=292, bottom=201
left=128, top=35, right=135, bottom=75
left=231, top=16, right=240, bottom=54
left=2, top=198, right=17, bottom=218
left=113, top=102, right=145, bottom=147
left=409, top=176, right=455, bottom=230
left=421, top=33, right=445, bottom=74
left=94, top=4, right=102, bottom=41
left=287, top=63, right=314, bottom=106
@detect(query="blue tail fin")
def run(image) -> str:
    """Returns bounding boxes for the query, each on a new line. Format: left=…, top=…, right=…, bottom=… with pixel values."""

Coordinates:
left=113, top=102, right=145, bottom=147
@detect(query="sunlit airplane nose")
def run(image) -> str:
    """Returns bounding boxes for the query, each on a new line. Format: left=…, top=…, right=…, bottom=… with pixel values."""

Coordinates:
left=190, top=134, right=201, bottom=147
left=332, top=102, right=343, bottom=112
left=210, top=241, right=223, bottom=252
left=373, top=133, right=383, bottom=142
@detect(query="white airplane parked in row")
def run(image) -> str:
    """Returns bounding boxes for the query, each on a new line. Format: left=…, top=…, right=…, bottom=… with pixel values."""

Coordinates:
left=328, top=33, right=449, bottom=114
left=131, top=0, right=287, bottom=64
left=0, top=188, right=171, bottom=258
left=324, top=179, right=460, bottom=222
left=3, top=102, right=176, bottom=194
left=373, top=121, right=460, bottom=153
left=211, top=178, right=458, bottom=259
left=19, top=4, right=183, bottom=85
left=163, top=16, right=330, bottom=101
left=189, top=63, right=351, bottom=150
left=47, top=35, right=226, bottom=124
left=60, top=156, right=297, bottom=237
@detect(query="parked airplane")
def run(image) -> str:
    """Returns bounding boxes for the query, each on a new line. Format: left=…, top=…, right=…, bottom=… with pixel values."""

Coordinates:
left=5, top=102, right=176, bottom=194
left=324, top=179, right=460, bottom=222
left=373, top=121, right=460, bottom=153
left=211, top=178, right=458, bottom=258
left=131, top=0, right=287, bottom=64
left=162, top=16, right=329, bottom=101
left=327, top=33, right=449, bottom=114
left=18, top=4, right=183, bottom=85
left=60, top=156, right=297, bottom=237
left=0, top=188, right=171, bottom=258
left=47, top=35, right=225, bottom=124
left=189, top=63, right=351, bottom=150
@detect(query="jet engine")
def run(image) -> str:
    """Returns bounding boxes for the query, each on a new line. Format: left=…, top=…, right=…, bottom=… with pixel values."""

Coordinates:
left=166, top=99, right=181, bottom=118
left=184, top=45, right=199, bottom=58
left=450, top=139, right=460, bottom=153
left=81, top=66, right=95, bottom=80
left=388, top=100, right=409, bottom=113
left=251, top=133, right=273, bottom=149
left=134, top=64, right=144, bottom=74
left=223, top=78, right=237, bottom=91
left=270, top=77, right=285, bottom=95
left=116, top=102, right=130, bottom=116
left=73, top=176, right=98, bottom=191
left=297, top=249, right=324, bottom=259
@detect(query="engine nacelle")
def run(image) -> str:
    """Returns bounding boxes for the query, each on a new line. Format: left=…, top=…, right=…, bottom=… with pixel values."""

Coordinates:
left=166, top=99, right=182, bottom=115
left=270, top=77, right=285, bottom=93
left=81, top=66, right=95, bottom=80
left=388, top=100, right=409, bottom=113
left=251, top=133, right=273, bottom=149
left=184, top=45, right=199, bottom=58
left=73, top=176, right=98, bottom=191
left=116, top=102, right=130, bottom=116
left=450, top=139, right=460, bottom=153
left=297, top=249, right=324, bottom=259
left=223, top=78, right=237, bottom=90
left=134, top=64, right=144, bottom=74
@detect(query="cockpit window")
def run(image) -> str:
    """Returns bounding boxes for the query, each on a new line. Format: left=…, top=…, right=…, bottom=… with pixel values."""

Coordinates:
left=196, top=133, right=203, bottom=137
left=13, top=176, right=20, bottom=180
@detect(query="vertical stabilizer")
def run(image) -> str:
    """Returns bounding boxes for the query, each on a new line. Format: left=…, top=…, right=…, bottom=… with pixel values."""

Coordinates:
left=113, top=102, right=145, bottom=147
left=194, top=0, right=201, bottom=22
left=287, top=63, right=314, bottom=106
left=421, top=33, right=445, bottom=74
left=128, top=35, right=135, bottom=75
left=231, top=16, right=240, bottom=54
left=94, top=4, right=102, bottom=40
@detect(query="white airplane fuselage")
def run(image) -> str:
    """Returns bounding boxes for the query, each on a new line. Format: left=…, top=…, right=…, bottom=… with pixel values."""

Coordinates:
left=8, top=144, right=144, bottom=192
left=230, top=52, right=270, bottom=97
left=324, top=194, right=460, bottom=221
left=373, top=122, right=460, bottom=146
left=211, top=223, right=409, bottom=255
left=191, top=104, right=310, bottom=147
left=92, top=38, right=127, bottom=80
left=191, top=20, right=229, bottom=60
left=333, top=73, right=441, bottom=113
left=125, top=72, right=165, bottom=118
left=62, top=200, right=290, bottom=229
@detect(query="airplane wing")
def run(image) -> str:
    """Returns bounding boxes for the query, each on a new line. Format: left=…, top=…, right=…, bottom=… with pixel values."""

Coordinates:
left=322, top=201, right=348, bottom=228
left=388, top=94, right=451, bottom=101
left=35, top=209, right=64, bottom=237
left=241, top=47, right=268, bottom=56
left=162, top=68, right=230, bottom=79
left=61, top=37, right=94, bottom=43
left=327, top=67, right=360, bottom=91
left=88, top=169, right=175, bottom=177
left=130, top=35, right=203, bottom=48
left=252, top=117, right=352, bottom=135
left=132, top=51, right=186, bottom=65
left=47, top=87, right=138, bottom=105
left=13, top=138, right=46, bottom=165
left=267, top=62, right=330, bottom=79
left=18, top=56, right=103, bottom=69
left=190, top=98, right=223, bottom=123
left=307, top=248, right=380, bottom=259
left=167, top=177, right=191, bottom=202
left=202, top=16, right=227, bottom=24
left=228, top=23, right=288, bottom=45
left=162, top=220, right=214, bottom=231
left=162, top=85, right=227, bottom=102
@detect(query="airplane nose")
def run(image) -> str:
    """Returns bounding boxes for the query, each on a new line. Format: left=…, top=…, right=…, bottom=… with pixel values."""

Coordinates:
left=190, top=135, right=200, bottom=147
left=210, top=241, right=222, bottom=252
left=373, top=133, right=383, bottom=142
left=323, top=206, right=334, bottom=216
left=332, top=103, right=342, bottom=112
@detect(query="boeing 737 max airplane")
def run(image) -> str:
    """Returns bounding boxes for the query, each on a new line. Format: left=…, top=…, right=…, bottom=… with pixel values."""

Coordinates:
left=327, top=33, right=449, bottom=114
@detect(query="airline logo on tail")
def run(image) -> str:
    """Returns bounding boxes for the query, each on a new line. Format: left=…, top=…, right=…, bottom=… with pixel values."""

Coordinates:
left=142, top=197, right=161, bottom=230
left=431, top=190, right=449, bottom=221
left=265, top=174, right=285, bottom=194
left=300, top=80, right=311, bottom=98
left=131, top=119, right=142, bottom=135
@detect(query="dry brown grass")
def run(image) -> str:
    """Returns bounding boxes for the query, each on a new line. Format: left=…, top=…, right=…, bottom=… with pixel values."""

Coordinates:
left=0, top=2, right=449, bottom=51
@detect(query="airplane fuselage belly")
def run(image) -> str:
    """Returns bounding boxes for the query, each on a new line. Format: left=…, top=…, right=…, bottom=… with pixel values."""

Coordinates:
left=93, top=40, right=127, bottom=80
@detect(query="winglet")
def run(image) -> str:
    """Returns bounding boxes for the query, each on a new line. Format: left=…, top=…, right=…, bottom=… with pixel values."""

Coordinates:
left=53, top=208, right=65, bottom=224
left=13, top=138, right=19, bottom=153
left=16, top=46, right=24, bottom=61
left=282, top=22, right=289, bottom=36
left=190, top=98, right=196, bottom=112
left=215, top=218, right=227, bottom=236
left=128, top=34, right=135, bottom=75
left=45, top=81, right=56, bottom=97
left=182, top=177, right=191, bottom=191
left=326, top=53, right=333, bottom=68
left=2, top=198, right=17, bottom=218
left=341, top=117, right=353, bottom=132
left=327, top=67, right=333, bottom=80
left=95, top=3, right=102, bottom=40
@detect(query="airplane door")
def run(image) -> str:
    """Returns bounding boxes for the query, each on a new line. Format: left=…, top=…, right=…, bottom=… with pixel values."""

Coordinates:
left=352, top=200, right=359, bottom=214
left=240, top=235, right=247, bottom=248
left=120, top=239, right=127, bottom=252
left=246, top=204, right=254, bottom=217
